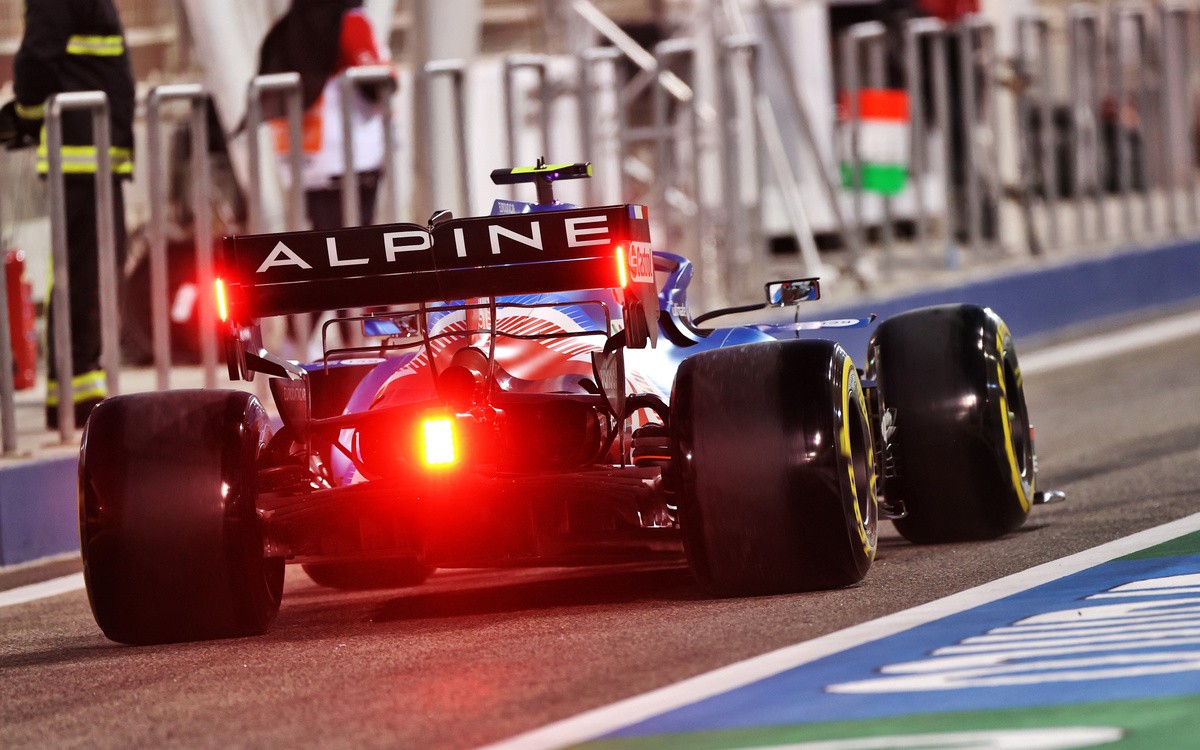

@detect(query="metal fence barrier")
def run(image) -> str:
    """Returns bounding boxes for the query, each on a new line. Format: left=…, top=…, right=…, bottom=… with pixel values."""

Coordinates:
left=246, top=72, right=305, bottom=234
left=13, top=2, right=1200, bottom=453
left=422, top=59, right=471, bottom=216
left=46, top=91, right=119, bottom=441
left=146, top=83, right=217, bottom=390
left=338, top=65, right=401, bottom=228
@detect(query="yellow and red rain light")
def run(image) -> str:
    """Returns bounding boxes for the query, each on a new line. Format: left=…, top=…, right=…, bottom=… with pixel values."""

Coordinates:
left=421, top=417, right=459, bottom=468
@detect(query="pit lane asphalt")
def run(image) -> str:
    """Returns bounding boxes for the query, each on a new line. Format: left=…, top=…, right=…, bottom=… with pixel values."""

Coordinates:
left=2, top=314, right=1198, bottom=749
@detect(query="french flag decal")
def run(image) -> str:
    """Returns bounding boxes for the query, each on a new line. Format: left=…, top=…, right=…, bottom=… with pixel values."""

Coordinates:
left=629, top=204, right=647, bottom=221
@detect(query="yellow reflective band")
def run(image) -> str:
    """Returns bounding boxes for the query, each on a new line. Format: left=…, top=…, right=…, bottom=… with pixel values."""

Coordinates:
left=36, top=145, right=134, bottom=175
left=65, top=35, right=125, bottom=56
left=16, top=101, right=44, bottom=120
left=46, top=370, right=107, bottom=406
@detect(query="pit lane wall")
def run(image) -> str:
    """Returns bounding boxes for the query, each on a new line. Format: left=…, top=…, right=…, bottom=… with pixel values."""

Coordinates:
left=2, top=237, right=1200, bottom=566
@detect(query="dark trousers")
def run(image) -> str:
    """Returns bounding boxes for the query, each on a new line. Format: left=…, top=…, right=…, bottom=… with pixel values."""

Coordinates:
left=47, top=174, right=127, bottom=383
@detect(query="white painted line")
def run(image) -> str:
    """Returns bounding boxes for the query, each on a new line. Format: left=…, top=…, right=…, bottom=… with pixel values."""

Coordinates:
left=1021, top=309, right=1200, bottom=375
left=0, top=573, right=85, bottom=609
left=481, top=513, right=1200, bottom=750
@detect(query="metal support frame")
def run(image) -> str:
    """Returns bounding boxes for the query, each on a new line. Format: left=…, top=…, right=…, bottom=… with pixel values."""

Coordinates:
left=246, top=72, right=305, bottom=234
left=339, top=65, right=400, bottom=228
left=503, top=54, right=552, bottom=193
left=0, top=161, right=14, bottom=453
left=45, top=91, right=117, bottom=440
left=752, top=0, right=861, bottom=267
left=653, top=38, right=703, bottom=267
left=1016, top=12, right=1061, bottom=252
left=423, top=60, right=471, bottom=215
left=957, top=15, right=1002, bottom=257
left=841, top=21, right=895, bottom=261
left=906, top=17, right=954, bottom=266
left=1162, top=2, right=1199, bottom=229
left=1113, top=5, right=1156, bottom=238
left=577, top=46, right=623, bottom=207
left=718, top=35, right=757, bottom=301
left=146, top=83, right=217, bottom=391
left=1068, top=5, right=1108, bottom=244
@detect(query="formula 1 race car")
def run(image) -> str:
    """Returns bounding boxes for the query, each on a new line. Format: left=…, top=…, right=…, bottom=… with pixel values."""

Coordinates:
left=78, top=162, right=1058, bottom=645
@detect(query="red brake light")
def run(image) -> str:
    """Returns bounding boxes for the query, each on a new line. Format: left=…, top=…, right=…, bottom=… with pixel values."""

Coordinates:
left=422, top=418, right=458, bottom=467
left=615, top=245, right=629, bottom=288
left=215, top=278, right=230, bottom=323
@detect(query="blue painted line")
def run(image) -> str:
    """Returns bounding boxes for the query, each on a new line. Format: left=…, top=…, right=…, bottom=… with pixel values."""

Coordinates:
left=606, top=549, right=1200, bottom=739
left=0, top=455, right=79, bottom=566
left=798, top=238, right=1200, bottom=363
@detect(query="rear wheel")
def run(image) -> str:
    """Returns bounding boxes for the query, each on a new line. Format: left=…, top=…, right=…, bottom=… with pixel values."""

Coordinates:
left=302, top=559, right=434, bottom=590
left=672, top=340, right=877, bottom=595
left=80, top=390, right=283, bottom=645
left=869, top=304, right=1035, bottom=543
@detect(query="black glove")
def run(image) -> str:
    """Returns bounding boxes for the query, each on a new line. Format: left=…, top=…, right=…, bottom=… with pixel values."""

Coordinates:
left=0, top=100, right=40, bottom=150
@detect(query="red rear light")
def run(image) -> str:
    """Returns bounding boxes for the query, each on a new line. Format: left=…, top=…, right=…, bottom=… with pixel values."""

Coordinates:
left=422, top=418, right=458, bottom=467
left=615, top=245, right=629, bottom=288
left=215, top=278, right=230, bottom=323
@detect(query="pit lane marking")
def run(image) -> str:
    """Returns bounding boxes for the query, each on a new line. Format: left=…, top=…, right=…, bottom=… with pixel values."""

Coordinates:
left=481, top=513, right=1200, bottom=750
left=0, top=572, right=84, bottom=608
left=1020, top=309, right=1200, bottom=374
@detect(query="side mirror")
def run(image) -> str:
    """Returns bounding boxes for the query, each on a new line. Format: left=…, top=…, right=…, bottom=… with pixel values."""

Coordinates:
left=765, top=278, right=820, bottom=307
left=362, top=312, right=422, bottom=339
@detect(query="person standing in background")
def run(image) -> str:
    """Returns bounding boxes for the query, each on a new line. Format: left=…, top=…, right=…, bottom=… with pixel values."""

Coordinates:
left=2, top=0, right=136, bottom=429
left=257, top=0, right=390, bottom=230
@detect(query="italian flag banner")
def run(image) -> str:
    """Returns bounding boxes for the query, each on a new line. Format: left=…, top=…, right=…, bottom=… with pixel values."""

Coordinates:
left=839, top=88, right=911, bottom=196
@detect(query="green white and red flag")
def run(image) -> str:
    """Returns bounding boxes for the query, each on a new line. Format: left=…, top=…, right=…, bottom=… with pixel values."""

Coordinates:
left=840, top=88, right=911, bottom=196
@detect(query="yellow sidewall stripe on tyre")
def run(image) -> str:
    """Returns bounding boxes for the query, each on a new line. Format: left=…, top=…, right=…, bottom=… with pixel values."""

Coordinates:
left=839, top=355, right=877, bottom=558
left=994, top=324, right=1032, bottom=512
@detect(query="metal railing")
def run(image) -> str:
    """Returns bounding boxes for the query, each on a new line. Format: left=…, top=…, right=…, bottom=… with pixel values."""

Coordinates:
left=45, top=92, right=120, bottom=441
left=146, top=83, right=217, bottom=390
left=9, top=2, right=1200, bottom=454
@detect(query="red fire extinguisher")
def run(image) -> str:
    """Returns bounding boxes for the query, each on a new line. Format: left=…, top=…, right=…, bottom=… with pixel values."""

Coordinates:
left=6, top=249, right=36, bottom=390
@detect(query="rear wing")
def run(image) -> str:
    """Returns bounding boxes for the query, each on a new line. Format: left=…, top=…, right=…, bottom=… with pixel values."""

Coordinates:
left=218, top=203, right=659, bottom=350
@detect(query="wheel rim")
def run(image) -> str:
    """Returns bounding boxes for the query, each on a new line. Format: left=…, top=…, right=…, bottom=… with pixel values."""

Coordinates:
left=847, top=389, right=877, bottom=549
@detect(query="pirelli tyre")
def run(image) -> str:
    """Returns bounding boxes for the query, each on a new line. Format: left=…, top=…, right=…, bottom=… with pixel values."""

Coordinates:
left=869, top=304, right=1035, bottom=543
left=79, top=390, right=284, bottom=645
left=672, top=339, right=878, bottom=595
left=302, top=559, right=434, bottom=590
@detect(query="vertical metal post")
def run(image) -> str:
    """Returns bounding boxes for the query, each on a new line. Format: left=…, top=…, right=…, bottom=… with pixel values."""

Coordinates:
left=424, top=60, right=471, bottom=215
left=1017, top=13, right=1061, bottom=251
left=1163, top=3, right=1199, bottom=229
left=0, top=171, right=15, bottom=453
left=246, top=73, right=305, bottom=233
left=339, top=65, right=399, bottom=228
left=717, top=36, right=746, bottom=304
left=577, top=47, right=622, bottom=207
left=1113, top=8, right=1138, bottom=239
left=504, top=54, right=551, bottom=185
left=46, top=91, right=116, bottom=439
left=841, top=22, right=889, bottom=261
left=653, top=39, right=699, bottom=266
left=957, top=16, right=1000, bottom=257
left=906, top=17, right=949, bottom=264
left=147, top=83, right=217, bottom=391
left=1068, top=6, right=1107, bottom=244
left=753, top=0, right=863, bottom=268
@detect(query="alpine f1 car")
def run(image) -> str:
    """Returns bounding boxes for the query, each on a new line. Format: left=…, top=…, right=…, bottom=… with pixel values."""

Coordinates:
left=79, top=162, right=1060, bottom=644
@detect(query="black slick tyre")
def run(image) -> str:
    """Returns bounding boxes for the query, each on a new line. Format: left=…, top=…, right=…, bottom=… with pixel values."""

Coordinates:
left=672, top=340, right=878, bottom=595
left=302, top=559, right=434, bottom=590
left=869, top=304, right=1035, bottom=543
left=79, top=390, right=284, bottom=645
